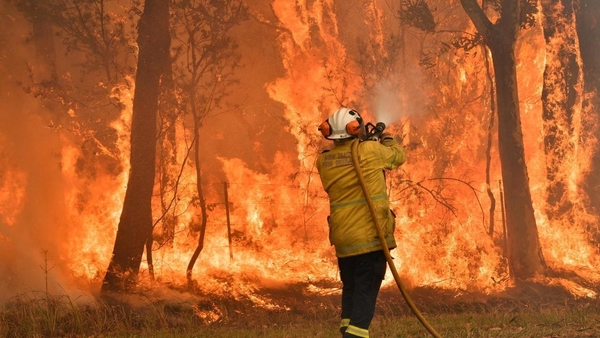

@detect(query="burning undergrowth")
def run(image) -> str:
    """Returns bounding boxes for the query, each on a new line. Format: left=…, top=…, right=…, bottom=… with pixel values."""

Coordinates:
left=91, top=275, right=599, bottom=331
left=2, top=280, right=599, bottom=338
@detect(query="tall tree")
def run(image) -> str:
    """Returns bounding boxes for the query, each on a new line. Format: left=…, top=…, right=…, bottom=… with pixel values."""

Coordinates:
left=459, top=0, right=545, bottom=279
left=102, top=0, right=170, bottom=292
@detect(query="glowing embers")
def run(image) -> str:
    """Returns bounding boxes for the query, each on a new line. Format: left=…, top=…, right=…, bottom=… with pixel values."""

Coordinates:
left=540, top=276, right=597, bottom=299
left=192, top=301, right=223, bottom=324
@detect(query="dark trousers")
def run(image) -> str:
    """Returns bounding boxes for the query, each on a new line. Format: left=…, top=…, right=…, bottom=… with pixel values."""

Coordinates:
left=338, top=250, right=387, bottom=337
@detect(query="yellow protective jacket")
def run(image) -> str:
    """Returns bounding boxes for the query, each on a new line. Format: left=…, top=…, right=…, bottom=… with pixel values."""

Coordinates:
left=317, top=137, right=406, bottom=258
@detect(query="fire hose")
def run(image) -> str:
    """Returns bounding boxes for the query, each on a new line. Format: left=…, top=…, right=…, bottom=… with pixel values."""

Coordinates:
left=350, top=137, right=442, bottom=338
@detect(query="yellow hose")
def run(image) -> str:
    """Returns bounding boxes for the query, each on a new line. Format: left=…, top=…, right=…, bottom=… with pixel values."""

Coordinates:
left=350, top=139, right=442, bottom=338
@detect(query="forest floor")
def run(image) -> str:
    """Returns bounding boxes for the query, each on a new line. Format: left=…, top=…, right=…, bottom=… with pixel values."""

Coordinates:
left=2, top=280, right=600, bottom=337
left=204, top=281, right=600, bottom=337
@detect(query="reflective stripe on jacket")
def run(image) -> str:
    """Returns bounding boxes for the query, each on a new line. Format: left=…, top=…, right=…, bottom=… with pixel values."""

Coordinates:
left=317, top=137, right=406, bottom=258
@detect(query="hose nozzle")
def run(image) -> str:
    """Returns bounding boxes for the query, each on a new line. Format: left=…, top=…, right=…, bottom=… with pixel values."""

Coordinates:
left=374, top=122, right=386, bottom=136
left=365, top=121, right=386, bottom=141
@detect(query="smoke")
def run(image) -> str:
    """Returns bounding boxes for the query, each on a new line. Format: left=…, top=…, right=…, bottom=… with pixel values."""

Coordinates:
left=0, top=106, right=90, bottom=303
left=0, top=4, right=91, bottom=304
left=0, top=98, right=91, bottom=303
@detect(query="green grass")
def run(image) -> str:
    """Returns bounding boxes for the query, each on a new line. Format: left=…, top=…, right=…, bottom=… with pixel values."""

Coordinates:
left=1, top=287, right=599, bottom=337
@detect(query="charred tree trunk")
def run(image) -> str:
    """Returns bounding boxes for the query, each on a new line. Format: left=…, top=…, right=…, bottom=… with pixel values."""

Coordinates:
left=102, top=0, right=170, bottom=293
left=541, top=0, right=581, bottom=221
left=576, top=0, right=600, bottom=231
left=460, top=0, right=545, bottom=279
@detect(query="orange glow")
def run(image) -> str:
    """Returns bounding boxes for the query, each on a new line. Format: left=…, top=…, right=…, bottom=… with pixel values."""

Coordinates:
left=0, top=167, right=27, bottom=227
left=0, top=0, right=599, bottom=305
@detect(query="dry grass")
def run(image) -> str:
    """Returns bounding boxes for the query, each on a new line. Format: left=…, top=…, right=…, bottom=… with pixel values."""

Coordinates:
left=1, top=283, right=599, bottom=337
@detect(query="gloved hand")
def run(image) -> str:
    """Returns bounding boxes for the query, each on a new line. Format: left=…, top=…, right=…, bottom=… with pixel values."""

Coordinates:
left=380, top=133, right=397, bottom=145
left=381, top=133, right=393, bottom=141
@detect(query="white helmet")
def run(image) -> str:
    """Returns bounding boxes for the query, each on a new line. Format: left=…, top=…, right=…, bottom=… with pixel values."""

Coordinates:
left=318, top=107, right=363, bottom=140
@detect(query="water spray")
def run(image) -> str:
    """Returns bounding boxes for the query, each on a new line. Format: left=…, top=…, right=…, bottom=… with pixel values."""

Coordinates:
left=350, top=136, right=441, bottom=338
left=373, top=110, right=396, bottom=127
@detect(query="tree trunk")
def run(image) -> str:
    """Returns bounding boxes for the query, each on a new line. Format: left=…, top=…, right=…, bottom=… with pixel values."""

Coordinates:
left=186, top=109, right=209, bottom=286
left=490, top=39, right=545, bottom=279
left=541, top=0, right=581, bottom=221
left=483, top=45, right=497, bottom=237
left=102, top=0, right=170, bottom=293
left=576, top=0, right=600, bottom=232
left=460, top=0, right=545, bottom=279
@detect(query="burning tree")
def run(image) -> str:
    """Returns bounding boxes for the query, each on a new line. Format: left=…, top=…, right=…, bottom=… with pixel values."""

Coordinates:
left=7, top=0, right=137, bottom=286
left=167, top=0, right=248, bottom=286
left=102, top=0, right=170, bottom=292
left=395, top=0, right=600, bottom=283
left=459, top=0, right=545, bottom=279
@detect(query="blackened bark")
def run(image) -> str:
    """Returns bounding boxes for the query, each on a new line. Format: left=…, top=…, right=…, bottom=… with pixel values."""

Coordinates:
left=102, top=0, right=170, bottom=293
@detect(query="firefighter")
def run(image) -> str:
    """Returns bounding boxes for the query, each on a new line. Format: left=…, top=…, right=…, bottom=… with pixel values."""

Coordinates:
left=317, top=107, right=406, bottom=338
